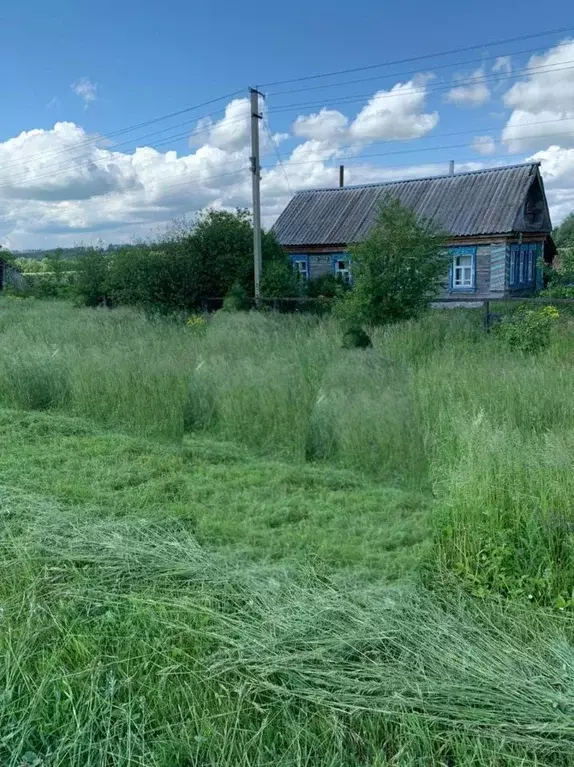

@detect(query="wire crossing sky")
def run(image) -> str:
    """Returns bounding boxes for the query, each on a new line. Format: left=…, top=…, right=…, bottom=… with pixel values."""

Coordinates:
left=0, top=2, right=573, bottom=249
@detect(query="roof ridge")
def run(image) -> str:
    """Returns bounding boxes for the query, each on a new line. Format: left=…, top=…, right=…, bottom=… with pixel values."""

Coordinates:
left=296, top=162, right=539, bottom=195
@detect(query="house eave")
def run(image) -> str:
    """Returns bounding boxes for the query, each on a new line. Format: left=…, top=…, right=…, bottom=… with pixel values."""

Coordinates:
left=281, top=230, right=552, bottom=251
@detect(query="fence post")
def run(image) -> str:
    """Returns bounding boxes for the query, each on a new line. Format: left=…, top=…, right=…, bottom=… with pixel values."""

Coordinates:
left=483, top=300, right=490, bottom=333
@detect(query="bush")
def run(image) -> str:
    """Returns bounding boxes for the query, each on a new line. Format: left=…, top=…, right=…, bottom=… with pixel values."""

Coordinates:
left=496, top=304, right=559, bottom=353
left=222, top=281, right=251, bottom=312
left=75, top=249, right=109, bottom=306
left=307, top=274, right=347, bottom=299
left=341, top=327, right=372, bottom=349
left=336, top=197, right=448, bottom=329
left=107, top=247, right=190, bottom=313
left=260, top=259, right=302, bottom=300
left=24, top=272, right=75, bottom=300
left=104, top=210, right=297, bottom=314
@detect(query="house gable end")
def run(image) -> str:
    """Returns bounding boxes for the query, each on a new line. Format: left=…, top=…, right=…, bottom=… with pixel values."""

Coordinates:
left=512, top=167, right=552, bottom=234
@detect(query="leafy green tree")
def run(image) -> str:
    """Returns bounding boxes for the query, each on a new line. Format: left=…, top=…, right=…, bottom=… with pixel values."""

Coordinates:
left=260, top=259, right=302, bottom=299
left=14, top=258, right=43, bottom=274
left=104, top=209, right=296, bottom=313
left=75, top=249, right=109, bottom=306
left=543, top=213, right=574, bottom=297
left=335, top=197, right=448, bottom=328
left=107, top=247, right=187, bottom=312
left=0, top=247, right=15, bottom=267
left=554, top=212, right=574, bottom=248
left=184, top=208, right=291, bottom=299
left=307, top=273, right=349, bottom=299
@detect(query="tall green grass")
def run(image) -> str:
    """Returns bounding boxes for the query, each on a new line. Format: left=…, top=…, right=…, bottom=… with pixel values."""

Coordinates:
left=3, top=297, right=574, bottom=600
left=0, top=300, right=192, bottom=439
left=2, top=299, right=574, bottom=762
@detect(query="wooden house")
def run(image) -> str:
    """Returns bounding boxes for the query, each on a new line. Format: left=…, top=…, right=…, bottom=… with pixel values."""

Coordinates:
left=272, top=162, right=555, bottom=299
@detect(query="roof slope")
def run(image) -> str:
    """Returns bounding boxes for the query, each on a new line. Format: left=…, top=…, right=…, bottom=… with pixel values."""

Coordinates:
left=273, top=163, right=552, bottom=246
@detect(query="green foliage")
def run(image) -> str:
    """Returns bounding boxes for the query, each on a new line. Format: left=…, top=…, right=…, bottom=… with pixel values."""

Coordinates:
left=23, top=271, right=76, bottom=299
left=341, top=327, right=372, bottom=348
left=222, top=280, right=250, bottom=311
left=304, top=274, right=348, bottom=316
left=104, top=209, right=295, bottom=313
left=14, top=257, right=46, bottom=273
left=260, top=257, right=303, bottom=299
left=0, top=247, right=15, bottom=266
left=336, top=197, right=448, bottom=328
left=496, top=304, right=559, bottom=353
left=107, top=247, right=186, bottom=312
left=542, top=243, right=574, bottom=298
left=307, top=273, right=347, bottom=299
left=74, top=248, right=109, bottom=306
left=13, top=250, right=79, bottom=299
left=553, top=211, right=574, bottom=248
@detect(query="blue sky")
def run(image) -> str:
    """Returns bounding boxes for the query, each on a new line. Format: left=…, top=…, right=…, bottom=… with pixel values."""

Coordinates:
left=0, top=0, right=573, bottom=248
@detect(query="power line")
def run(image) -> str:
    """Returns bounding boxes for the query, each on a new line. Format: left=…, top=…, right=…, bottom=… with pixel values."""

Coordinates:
left=0, top=159, right=250, bottom=199
left=0, top=111, right=252, bottom=190
left=260, top=130, right=568, bottom=170
left=260, top=25, right=574, bottom=87
left=264, top=154, right=537, bottom=188
left=4, top=55, right=570, bottom=190
left=0, top=89, right=245, bottom=172
left=134, top=165, right=249, bottom=196
left=1, top=113, right=571, bottom=199
left=267, top=114, right=574, bottom=162
left=262, top=113, right=293, bottom=196
left=3, top=28, right=573, bottom=240
left=267, top=39, right=573, bottom=97
left=3, top=41, right=572, bottom=186
left=268, top=61, right=574, bottom=116
left=2, top=29, right=571, bottom=178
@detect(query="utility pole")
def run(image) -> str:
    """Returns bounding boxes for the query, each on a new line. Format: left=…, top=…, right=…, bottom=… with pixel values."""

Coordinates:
left=250, top=87, right=263, bottom=302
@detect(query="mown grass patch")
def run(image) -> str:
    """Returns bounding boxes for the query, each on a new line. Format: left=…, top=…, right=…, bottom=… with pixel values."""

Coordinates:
left=0, top=409, right=429, bottom=578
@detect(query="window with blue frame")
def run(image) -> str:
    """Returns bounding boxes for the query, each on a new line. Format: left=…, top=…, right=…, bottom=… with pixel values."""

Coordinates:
left=509, top=243, right=537, bottom=288
left=333, top=255, right=352, bottom=285
left=290, top=254, right=309, bottom=281
left=449, top=246, right=476, bottom=291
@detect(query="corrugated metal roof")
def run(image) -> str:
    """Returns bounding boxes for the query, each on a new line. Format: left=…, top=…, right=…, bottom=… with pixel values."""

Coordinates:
left=272, top=163, right=549, bottom=246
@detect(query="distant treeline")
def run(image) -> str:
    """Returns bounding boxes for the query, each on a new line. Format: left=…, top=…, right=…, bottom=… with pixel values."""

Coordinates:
left=14, top=244, right=138, bottom=261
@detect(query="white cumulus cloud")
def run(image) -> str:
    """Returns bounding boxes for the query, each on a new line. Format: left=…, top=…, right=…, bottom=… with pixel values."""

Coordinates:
left=293, top=109, right=349, bottom=142
left=349, top=77, right=439, bottom=142
left=527, top=145, right=574, bottom=224
left=472, top=135, right=496, bottom=156
left=446, top=69, right=490, bottom=107
left=292, top=77, right=438, bottom=149
left=501, top=40, right=574, bottom=152
left=0, top=120, right=254, bottom=247
left=191, top=98, right=252, bottom=152
left=6, top=77, right=574, bottom=250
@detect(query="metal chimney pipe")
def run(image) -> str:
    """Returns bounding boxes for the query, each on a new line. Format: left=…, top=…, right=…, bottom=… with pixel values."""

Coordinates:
left=449, top=160, right=455, bottom=176
left=339, top=165, right=344, bottom=188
